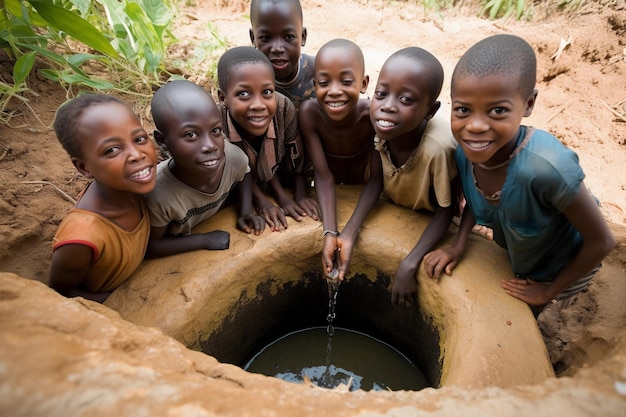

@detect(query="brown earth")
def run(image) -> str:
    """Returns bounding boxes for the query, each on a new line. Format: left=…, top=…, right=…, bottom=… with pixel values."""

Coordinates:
left=0, top=0, right=625, bottom=399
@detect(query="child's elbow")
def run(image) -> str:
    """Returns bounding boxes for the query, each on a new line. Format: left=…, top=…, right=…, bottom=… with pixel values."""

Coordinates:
left=596, top=231, right=617, bottom=258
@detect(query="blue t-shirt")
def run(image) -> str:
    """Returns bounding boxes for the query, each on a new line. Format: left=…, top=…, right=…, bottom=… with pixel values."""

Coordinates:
left=456, top=126, right=585, bottom=281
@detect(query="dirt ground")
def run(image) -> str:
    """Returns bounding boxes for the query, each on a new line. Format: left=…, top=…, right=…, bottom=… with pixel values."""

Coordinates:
left=0, top=0, right=625, bottom=380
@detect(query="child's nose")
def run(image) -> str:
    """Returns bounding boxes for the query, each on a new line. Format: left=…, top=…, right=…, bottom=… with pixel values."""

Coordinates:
left=201, top=136, right=218, bottom=152
left=466, top=115, right=489, bottom=132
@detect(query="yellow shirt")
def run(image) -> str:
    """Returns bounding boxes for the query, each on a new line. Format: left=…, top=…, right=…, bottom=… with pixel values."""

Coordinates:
left=375, top=114, right=458, bottom=212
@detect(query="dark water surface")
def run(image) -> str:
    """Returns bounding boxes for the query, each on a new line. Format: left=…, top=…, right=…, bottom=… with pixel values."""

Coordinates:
left=243, top=326, right=430, bottom=391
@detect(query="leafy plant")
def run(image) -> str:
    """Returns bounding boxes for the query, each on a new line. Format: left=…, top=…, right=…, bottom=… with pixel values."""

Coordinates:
left=479, top=0, right=527, bottom=20
left=0, top=0, right=176, bottom=125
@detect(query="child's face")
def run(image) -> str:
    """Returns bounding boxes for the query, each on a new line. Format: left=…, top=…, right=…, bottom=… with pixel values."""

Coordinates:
left=220, top=63, right=278, bottom=139
left=156, top=95, right=226, bottom=179
left=370, top=55, right=438, bottom=141
left=451, top=73, right=536, bottom=165
left=72, top=102, right=157, bottom=195
left=250, top=2, right=306, bottom=84
left=314, top=47, right=368, bottom=122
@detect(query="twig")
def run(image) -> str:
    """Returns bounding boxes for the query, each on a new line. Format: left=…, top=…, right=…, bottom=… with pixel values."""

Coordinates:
left=545, top=105, right=566, bottom=124
left=21, top=181, right=77, bottom=205
left=600, top=100, right=626, bottom=123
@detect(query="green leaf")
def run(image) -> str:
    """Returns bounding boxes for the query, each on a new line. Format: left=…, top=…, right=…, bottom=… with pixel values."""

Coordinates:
left=27, top=0, right=120, bottom=58
left=39, top=68, right=115, bottom=90
left=139, top=0, right=173, bottom=28
left=67, top=53, right=109, bottom=67
left=13, top=51, right=36, bottom=84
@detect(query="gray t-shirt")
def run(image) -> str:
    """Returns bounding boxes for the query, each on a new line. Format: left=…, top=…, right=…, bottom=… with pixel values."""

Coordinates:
left=143, top=140, right=250, bottom=235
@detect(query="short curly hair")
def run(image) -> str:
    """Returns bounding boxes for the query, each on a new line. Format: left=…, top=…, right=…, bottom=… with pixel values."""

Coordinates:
left=217, top=46, right=274, bottom=93
left=316, top=38, right=365, bottom=75
left=452, top=34, right=537, bottom=97
left=385, top=46, right=444, bottom=103
left=250, top=0, right=303, bottom=26
left=53, top=94, right=127, bottom=158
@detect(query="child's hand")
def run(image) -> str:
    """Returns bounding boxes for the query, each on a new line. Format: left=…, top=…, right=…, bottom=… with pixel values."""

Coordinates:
left=297, top=197, right=321, bottom=221
left=259, top=204, right=288, bottom=231
left=280, top=198, right=307, bottom=222
left=501, top=278, right=552, bottom=306
left=423, top=247, right=461, bottom=280
left=237, top=213, right=266, bottom=235
left=391, top=261, right=418, bottom=305
left=201, top=230, right=230, bottom=250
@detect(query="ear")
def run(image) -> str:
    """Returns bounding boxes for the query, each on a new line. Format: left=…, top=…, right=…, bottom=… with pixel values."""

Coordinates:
left=360, top=75, right=369, bottom=94
left=249, top=28, right=255, bottom=45
left=153, top=130, right=167, bottom=148
left=301, top=27, right=307, bottom=47
left=425, top=101, right=441, bottom=121
left=524, top=89, right=538, bottom=118
left=217, top=89, right=227, bottom=107
left=71, top=157, right=93, bottom=179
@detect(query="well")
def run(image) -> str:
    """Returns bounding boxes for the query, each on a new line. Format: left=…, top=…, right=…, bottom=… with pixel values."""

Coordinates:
left=105, top=186, right=554, bottom=388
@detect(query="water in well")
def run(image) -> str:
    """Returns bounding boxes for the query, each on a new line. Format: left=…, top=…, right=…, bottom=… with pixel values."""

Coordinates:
left=243, top=326, right=430, bottom=391
left=201, top=269, right=441, bottom=390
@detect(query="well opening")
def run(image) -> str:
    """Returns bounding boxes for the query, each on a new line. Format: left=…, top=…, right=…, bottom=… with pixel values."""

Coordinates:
left=199, top=266, right=442, bottom=388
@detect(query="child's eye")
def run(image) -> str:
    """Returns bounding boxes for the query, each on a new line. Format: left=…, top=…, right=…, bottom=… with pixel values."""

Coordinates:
left=453, top=106, right=470, bottom=115
left=399, top=96, right=414, bottom=105
left=236, top=91, right=251, bottom=98
left=341, top=79, right=354, bottom=86
left=373, top=90, right=386, bottom=99
left=285, top=34, right=296, bottom=42
left=263, top=88, right=274, bottom=96
left=184, top=131, right=199, bottom=139
left=257, top=35, right=270, bottom=43
left=135, top=135, right=148, bottom=144
left=491, top=107, right=507, bottom=115
left=212, top=127, right=223, bottom=135
left=103, top=146, right=121, bottom=156
left=316, top=80, right=329, bottom=87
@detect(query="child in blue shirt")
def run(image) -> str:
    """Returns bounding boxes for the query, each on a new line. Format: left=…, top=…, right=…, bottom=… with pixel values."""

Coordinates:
left=424, top=34, right=615, bottom=314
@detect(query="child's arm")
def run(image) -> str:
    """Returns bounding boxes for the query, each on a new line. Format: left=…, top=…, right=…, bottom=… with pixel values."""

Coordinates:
left=252, top=180, right=288, bottom=231
left=144, top=225, right=230, bottom=259
left=423, top=202, right=475, bottom=280
left=391, top=201, right=455, bottom=305
left=293, top=173, right=321, bottom=221
left=49, top=244, right=112, bottom=303
left=236, top=172, right=265, bottom=235
left=501, top=184, right=615, bottom=305
left=332, top=150, right=384, bottom=281
left=299, top=101, right=339, bottom=275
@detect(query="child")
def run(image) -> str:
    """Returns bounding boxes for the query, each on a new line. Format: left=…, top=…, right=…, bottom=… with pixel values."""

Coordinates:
left=142, top=80, right=266, bottom=259
left=424, top=34, right=616, bottom=314
left=216, top=46, right=320, bottom=231
left=249, top=0, right=315, bottom=107
left=328, top=47, right=459, bottom=308
left=298, top=38, right=377, bottom=279
left=49, top=94, right=158, bottom=303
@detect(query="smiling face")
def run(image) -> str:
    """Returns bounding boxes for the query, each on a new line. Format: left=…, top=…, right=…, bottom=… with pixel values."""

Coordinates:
left=370, top=55, right=439, bottom=141
left=72, top=101, right=157, bottom=195
left=450, top=72, right=536, bottom=166
left=250, top=1, right=306, bottom=83
left=156, top=92, right=226, bottom=184
left=314, top=46, right=368, bottom=122
left=220, top=62, right=278, bottom=140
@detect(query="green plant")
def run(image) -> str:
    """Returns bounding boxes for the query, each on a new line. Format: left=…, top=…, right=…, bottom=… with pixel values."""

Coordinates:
left=479, top=0, right=527, bottom=20
left=0, top=0, right=176, bottom=125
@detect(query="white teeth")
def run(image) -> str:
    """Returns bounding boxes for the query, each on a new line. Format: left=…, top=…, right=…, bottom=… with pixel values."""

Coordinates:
left=202, top=160, right=218, bottom=167
left=249, top=117, right=265, bottom=123
left=129, top=167, right=150, bottom=179
left=466, top=141, right=491, bottom=150
left=377, top=120, right=396, bottom=128
left=327, top=102, right=346, bottom=108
